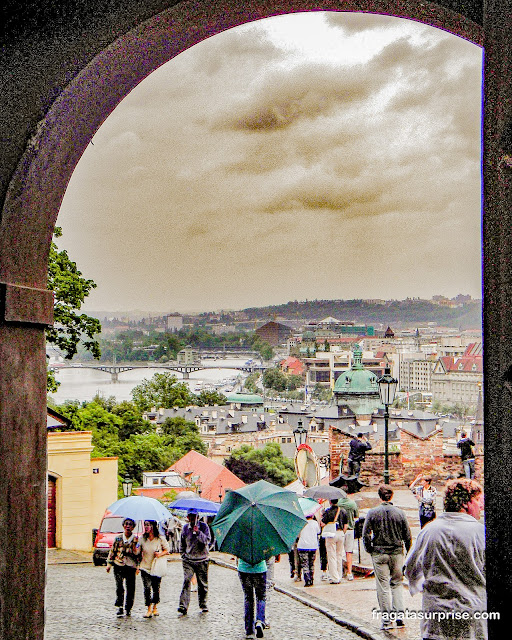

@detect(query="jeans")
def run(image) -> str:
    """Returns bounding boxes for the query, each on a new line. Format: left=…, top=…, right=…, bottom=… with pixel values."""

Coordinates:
left=298, top=549, right=316, bottom=585
left=179, top=559, right=209, bottom=612
left=326, top=530, right=345, bottom=582
left=371, top=552, right=405, bottom=621
left=238, top=571, right=266, bottom=636
left=463, top=458, right=475, bottom=479
left=140, top=569, right=162, bottom=606
left=348, top=459, right=361, bottom=477
left=113, top=564, right=136, bottom=612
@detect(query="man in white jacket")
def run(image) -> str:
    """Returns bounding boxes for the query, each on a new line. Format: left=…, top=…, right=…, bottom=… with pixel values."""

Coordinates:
left=404, top=478, right=486, bottom=640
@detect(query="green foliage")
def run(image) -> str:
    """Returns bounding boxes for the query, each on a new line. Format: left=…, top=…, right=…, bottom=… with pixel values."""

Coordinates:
left=311, top=384, right=332, bottom=402
left=243, top=372, right=260, bottom=393
left=195, top=390, right=227, bottom=406
left=263, top=367, right=304, bottom=392
left=46, top=227, right=101, bottom=362
left=131, top=372, right=197, bottom=411
left=56, top=399, right=207, bottom=485
left=224, top=442, right=295, bottom=487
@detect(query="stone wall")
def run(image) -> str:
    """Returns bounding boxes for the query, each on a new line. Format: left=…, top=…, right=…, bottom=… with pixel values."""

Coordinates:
left=329, top=427, right=485, bottom=488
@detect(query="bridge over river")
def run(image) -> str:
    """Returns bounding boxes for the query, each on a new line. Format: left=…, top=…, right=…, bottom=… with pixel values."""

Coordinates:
left=49, top=361, right=268, bottom=382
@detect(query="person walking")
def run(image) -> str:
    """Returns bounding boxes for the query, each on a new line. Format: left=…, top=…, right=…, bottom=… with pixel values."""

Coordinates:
left=336, top=483, right=359, bottom=580
left=237, top=558, right=267, bottom=639
left=297, top=514, right=321, bottom=586
left=409, top=473, right=437, bottom=528
left=457, top=431, right=476, bottom=479
left=177, top=510, right=211, bottom=616
left=321, top=499, right=348, bottom=584
left=263, top=555, right=279, bottom=629
left=319, top=534, right=329, bottom=581
left=404, top=478, right=486, bottom=640
left=362, top=485, right=412, bottom=630
left=106, top=518, right=139, bottom=617
left=136, top=520, right=170, bottom=618
left=347, top=433, right=372, bottom=478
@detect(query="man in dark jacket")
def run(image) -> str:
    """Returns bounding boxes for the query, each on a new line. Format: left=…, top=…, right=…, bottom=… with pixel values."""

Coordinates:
left=348, top=433, right=372, bottom=477
left=177, top=511, right=211, bottom=616
left=457, top=432, right=476, bottom=479
left=362, top=485, right=412, bottom=630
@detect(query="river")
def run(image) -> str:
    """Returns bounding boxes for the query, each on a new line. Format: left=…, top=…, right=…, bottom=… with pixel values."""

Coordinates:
left=49, top=358, right=251, bottom=405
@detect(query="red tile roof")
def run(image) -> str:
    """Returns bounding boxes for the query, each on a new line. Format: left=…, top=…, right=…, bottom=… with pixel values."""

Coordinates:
left=166, top=450, right=246, bottom=501
left=444, top=355, right=483, bottom=373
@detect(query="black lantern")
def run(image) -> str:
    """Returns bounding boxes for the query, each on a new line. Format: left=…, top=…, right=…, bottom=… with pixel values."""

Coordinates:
left=293, top=419, right=308, bottom=449
left=377, top=367, right=398, bottom=485
left=122, top=475, right=133, bottom=498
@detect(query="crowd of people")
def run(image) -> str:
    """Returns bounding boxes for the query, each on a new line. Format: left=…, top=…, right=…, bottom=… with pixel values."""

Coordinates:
left=104, top=465, right=486, bottom=640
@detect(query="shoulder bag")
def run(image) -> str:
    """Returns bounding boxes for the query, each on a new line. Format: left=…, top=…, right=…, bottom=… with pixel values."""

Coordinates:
left=321, top=507, right=340, bottom=538
left=150, top=538, right=168, bottom=577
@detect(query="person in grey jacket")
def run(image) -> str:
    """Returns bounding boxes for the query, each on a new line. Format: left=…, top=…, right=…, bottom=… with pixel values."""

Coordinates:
left=362, top=485, right=412, bottom=630
left=404, top=478, right=486, bottom=640
left=177, top=511, right=211, bottom=616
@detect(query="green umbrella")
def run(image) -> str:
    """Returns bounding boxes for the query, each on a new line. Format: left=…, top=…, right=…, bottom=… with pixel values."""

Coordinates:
left=212, top=480, right=307, bottom=565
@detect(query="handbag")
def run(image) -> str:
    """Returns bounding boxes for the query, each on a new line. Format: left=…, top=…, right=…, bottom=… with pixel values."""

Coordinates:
left=321, top=507, right=340, bottom=539
left=150, top=540, right=168, bottom=577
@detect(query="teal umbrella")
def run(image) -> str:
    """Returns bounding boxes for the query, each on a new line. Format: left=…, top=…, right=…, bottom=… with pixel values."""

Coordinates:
left=211, top=480, right=307, bottom=565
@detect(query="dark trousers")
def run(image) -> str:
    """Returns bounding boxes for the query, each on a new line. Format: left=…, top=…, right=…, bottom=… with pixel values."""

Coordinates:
left=298, top=549, right=316, bottom=585
left=179, top=559, right=208, bottom=612
left=238, top=571, right=266, bottom=636
left=319, top=535, right=328, bottom=571
left=419, top=512, right=436, bottom=529
left=348, top=459, right=361, bottom=477
left=113, top=564, right=136, bottom=612
left=140, top=569, right=162, bottom=606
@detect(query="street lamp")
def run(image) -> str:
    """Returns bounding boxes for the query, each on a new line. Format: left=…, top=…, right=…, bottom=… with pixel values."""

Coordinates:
left=293, top=418, right=308, bottom=449
left=377, top=367, right=398, bottom=485
left=122, top=475, right=133, bottom=498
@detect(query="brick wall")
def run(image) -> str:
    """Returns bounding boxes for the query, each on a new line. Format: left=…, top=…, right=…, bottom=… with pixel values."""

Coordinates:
left=329, top=427, right=485, bottom=488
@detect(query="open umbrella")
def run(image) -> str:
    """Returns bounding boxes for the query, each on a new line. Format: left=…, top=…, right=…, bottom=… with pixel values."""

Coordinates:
left=303, top=485, right=347, bottom=501
left=168, top=497, right=220, bottom=515
left=105, top=496, right=170, bottom=522
left=212, top=480, right=307, bottom=565
left=298, top=496, right=323, bottom=517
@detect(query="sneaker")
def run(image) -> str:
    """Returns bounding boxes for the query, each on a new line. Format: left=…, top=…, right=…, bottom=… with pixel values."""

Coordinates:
left=329, top=580, right=340, bottom=584
left=116, top=607, right=124, bottom=617
left=396, top=619, right=405, bottom=628
left=321, top=573, right=329, bottom=581
left=255, top=621, right=264, bottom=638
left=346, top=573, right=354, bottom=581
left=124, top=610, right=131, bottom=617
left=177, top=606, right=187, bottom=616
left=246, top=635, right=255, bottom=639
left=201, top=606, right=209, bottom=613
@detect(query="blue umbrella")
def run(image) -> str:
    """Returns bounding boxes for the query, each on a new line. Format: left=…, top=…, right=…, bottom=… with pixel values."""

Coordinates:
left=106, top=496, right=170, bottom=522
left=168, top=497, right=221, bottom=515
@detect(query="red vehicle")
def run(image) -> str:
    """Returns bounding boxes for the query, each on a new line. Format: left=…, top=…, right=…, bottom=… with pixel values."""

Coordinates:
left=92, top=514, right=144, bottom=566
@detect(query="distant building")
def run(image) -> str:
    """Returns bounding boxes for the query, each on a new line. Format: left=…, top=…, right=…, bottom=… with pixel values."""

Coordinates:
left=177, top=345, right=200, bottom=364
left=431, top=344, right=483, bottom=406
left=165, top=313, right=183, bottom=333
left=255, top=321, right=293, bottom=346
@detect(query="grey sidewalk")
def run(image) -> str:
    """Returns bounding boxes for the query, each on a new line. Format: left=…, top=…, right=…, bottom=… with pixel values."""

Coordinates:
left=48, top=488, right=433, bottom=640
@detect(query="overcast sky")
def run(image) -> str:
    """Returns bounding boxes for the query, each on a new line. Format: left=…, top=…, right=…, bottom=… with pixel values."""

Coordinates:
left=57, top=11, right=483, bottom=314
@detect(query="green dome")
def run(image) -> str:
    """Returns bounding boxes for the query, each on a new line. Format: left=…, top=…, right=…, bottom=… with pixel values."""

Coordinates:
left=333, top=345, right=380, bottom=416
left=334, top=367, right=379, bottom=394
left=226, top=392, right=264, bottom=404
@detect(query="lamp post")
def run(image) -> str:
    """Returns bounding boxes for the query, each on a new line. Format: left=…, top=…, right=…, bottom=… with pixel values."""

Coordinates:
left=122, top=475, right=133, bottom=498
left=377, top=367, right=398, bottom=485
left=293, top=419, right=308, bottom=449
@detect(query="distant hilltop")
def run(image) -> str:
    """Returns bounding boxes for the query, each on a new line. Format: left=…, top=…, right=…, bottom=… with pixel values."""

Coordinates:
left=86, top=295, right=481, bottom=331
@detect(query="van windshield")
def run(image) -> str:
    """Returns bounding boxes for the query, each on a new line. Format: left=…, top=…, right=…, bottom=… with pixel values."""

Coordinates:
left=99, top=518, right=124, bottom=534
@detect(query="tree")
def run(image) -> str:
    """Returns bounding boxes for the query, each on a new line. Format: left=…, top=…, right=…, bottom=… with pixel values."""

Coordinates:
left=195, top=390, right=227, bottom=406
left=46, top=227, right=101, bottom=391
left=224, top=442, right=295, bottom=487
left=131, top=372, right=197, bottom=411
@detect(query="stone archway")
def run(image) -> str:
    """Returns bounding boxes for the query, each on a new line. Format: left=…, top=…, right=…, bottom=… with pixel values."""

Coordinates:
left=2, top=1, right=511, bottom=638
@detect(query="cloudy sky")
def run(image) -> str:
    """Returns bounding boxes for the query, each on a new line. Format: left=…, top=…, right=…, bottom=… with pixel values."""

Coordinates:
left=57, top=11, right=483, bottom=314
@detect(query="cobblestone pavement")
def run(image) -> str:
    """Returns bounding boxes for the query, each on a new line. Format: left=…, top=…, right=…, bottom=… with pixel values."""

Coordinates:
left=45, top=562, right=366, bottom=640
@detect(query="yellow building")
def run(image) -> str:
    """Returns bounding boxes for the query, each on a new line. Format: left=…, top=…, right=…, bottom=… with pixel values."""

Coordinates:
left=47, top=430, right=118, bottom=551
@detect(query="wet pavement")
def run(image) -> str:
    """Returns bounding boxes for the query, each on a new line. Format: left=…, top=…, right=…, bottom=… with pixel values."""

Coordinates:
left=46, top=489, right=440, bottom=640
left=45, top=561, right=366, bottom=640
